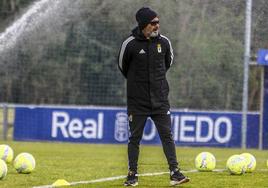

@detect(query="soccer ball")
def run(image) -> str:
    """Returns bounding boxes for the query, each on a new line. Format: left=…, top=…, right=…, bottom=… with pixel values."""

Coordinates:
left=240, top=153, right=256, bottom=173
left=0, top=159, right=7, bottom=180
left=14, top=153, right=36, bottom=174
left=0, top=144, right=14, bottom=163
left=195, top=152, right=216, bottom=171
left=226, top=155, right=246, bottom=175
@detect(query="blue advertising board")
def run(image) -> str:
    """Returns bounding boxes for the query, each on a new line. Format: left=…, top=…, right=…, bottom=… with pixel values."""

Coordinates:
left=257, top=49, right=268, bottom=65
left=262, top=68, right=268, bottom=149
left=13, top=106, right=260, bottom=148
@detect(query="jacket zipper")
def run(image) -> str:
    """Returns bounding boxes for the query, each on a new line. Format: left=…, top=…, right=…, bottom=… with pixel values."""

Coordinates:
left=147, top=39, right=153, bottom=113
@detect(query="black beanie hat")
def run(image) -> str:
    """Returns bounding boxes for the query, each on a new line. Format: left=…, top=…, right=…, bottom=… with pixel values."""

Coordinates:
left=136, top=7, right=157, bottom=30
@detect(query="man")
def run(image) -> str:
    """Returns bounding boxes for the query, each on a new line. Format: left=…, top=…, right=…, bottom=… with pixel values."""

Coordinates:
left=118, top=7, right=190, bottom=186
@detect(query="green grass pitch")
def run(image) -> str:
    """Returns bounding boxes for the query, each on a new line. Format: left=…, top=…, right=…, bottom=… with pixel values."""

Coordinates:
left=0, top=141, right=267, bottom=188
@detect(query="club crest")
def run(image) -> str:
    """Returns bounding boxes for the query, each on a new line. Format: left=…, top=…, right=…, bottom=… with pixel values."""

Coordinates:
left=157, top=44, right=162, bottom=53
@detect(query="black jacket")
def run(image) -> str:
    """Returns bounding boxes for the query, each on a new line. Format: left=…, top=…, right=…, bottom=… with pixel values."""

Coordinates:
left=118, top=27, right=174, bottom=115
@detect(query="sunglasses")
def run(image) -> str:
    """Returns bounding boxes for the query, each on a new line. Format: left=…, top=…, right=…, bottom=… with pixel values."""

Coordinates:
left=150, top=20, right=160, bottom=26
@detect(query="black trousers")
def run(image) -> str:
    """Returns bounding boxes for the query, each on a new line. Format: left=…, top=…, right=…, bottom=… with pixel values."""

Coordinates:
left=128, top=114, right=178, bottom=172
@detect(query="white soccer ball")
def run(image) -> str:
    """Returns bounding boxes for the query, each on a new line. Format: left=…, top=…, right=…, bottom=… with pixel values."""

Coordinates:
left=241, top=153, right=256, bottom=173
left=0, top=159, right=7, bottom=180
left=195, top=152, right=216, bottom=171
left=226, top=154, right=246, bottom=175
left=0, top=144, right=14, bottom=163
left=14, top=153, right=36, bottom=174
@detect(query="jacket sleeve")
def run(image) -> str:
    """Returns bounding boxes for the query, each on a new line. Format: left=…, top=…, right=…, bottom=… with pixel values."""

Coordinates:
left=164, top=37, right=174, bottom=70
left=118, top=36, right=134, bottom=78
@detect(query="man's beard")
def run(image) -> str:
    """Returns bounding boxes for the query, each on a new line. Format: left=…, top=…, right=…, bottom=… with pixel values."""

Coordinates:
left=150, top=30, right=159, bottom=38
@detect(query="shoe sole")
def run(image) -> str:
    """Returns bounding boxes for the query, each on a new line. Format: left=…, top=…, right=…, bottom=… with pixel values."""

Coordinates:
left=124, top=182, right=138, bottom=186
left=170, top=177, right=190, bottom=186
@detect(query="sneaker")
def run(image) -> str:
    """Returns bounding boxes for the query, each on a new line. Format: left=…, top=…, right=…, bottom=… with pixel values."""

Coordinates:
left=124, top=171, right=138, bottom=186
left=170, top=169, right=190, bottom=186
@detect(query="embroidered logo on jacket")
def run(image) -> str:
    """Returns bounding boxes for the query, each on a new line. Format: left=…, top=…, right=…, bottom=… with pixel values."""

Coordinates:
left=157, top=44, right=162, bottom=53
left=139, top=49, right=146, bottom=54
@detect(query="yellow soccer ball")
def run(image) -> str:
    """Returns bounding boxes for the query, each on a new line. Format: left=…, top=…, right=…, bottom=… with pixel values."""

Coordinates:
left=195, top=152, right=216, bottom=171
left=0, top=144, right=14, bottom=163
left=240, top=153, right=256, bottom=173
left=14, top=153, right=36, bottom=174
left=226, top=155, right=246, bottom=175
left=0, top=159, right=7, bottom=180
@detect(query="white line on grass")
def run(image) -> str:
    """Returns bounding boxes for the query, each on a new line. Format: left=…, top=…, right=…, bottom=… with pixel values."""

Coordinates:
left=32, top=168, right=267, bottom=188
